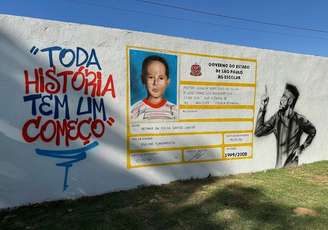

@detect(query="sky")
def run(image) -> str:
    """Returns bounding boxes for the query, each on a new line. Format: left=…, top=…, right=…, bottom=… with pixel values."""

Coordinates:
left=1, top=0, right=328, bottom=57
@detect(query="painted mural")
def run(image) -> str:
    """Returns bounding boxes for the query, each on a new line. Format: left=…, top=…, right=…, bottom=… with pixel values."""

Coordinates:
left=0, top=14, right=326, bottom=209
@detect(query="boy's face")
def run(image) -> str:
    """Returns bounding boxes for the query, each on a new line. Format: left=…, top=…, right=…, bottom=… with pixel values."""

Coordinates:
left=145, top=60, right=170, bottom=100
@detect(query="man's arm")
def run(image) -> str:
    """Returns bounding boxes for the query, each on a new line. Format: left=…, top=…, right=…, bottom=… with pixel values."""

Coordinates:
left=254, top=85, right=276, bottom=137
left=290, top=115, right=316, bottom=161
left=299, top=115, right=316, bottom=150
left=254, top=107, right=276, bottom=137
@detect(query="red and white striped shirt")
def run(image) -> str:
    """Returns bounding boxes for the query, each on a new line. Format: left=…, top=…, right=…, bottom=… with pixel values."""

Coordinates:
left=131, top=99, right=177, bottom=121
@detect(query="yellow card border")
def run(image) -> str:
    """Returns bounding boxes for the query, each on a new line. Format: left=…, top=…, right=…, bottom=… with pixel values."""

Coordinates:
left=126, top=45, right=257, bottom=168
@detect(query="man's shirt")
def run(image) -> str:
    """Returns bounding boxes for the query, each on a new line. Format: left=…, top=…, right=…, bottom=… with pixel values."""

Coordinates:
left=255, top=108, right=316, bottom=168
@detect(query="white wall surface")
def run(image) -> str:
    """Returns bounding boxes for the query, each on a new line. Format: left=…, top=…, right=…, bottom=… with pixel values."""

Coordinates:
left=0, top=14, right=327, bottom=209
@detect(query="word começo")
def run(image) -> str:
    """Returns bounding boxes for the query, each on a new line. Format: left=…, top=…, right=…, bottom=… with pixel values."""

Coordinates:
left=22, top=116, right=106, bottom=146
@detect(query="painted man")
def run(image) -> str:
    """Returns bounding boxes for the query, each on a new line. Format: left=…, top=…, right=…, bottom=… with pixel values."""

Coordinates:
left=255, top=84, right=316, bottom=168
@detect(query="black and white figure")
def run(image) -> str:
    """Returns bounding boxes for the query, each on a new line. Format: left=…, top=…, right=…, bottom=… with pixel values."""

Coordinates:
left=255, top=84, right=316, bottom=168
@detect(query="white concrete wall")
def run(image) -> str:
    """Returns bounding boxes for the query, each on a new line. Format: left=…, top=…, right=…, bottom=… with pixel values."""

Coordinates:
left=0, top=14, right=327, bottom=209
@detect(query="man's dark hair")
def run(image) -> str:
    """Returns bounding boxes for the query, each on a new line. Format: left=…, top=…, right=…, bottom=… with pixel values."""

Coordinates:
left=141, top=55, right=169, bottom=84
left=286, top=83, right=299, bottom=108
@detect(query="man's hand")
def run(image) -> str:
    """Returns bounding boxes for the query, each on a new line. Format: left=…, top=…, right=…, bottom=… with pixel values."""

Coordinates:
left=291, top=146, right=303, bottom=162
left=260, top=85, right=269, bottom=109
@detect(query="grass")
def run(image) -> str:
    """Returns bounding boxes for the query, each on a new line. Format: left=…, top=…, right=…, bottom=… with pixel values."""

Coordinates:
left=1, top=161, right=328, bottom=230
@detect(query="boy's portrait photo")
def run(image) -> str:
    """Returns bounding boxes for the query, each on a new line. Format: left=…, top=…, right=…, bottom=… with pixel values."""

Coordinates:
left=129, top=49, right=178, bottom=122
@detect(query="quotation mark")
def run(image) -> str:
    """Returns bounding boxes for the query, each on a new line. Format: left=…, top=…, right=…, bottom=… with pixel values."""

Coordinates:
left=107, top=117, right=115, bottom=126
left=30, top=46, right=39, bottom=55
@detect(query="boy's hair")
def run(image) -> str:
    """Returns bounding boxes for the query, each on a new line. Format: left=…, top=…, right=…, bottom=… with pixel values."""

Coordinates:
left=286, top=83, right=299, bottom=108
left=141, top=55, right=169, bottom=84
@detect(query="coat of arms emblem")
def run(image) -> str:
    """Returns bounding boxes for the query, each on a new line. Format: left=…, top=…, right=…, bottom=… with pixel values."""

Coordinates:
left=190, top=63, right=202, bottom=76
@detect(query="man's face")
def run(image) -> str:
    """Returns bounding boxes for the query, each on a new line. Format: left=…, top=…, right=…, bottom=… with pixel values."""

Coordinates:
left=145, top=60, right=170, bottom=100
left=279, top=89, right=294, bottom=111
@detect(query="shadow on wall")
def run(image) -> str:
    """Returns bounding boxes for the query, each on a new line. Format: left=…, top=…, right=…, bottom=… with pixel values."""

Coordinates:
left=0, top=28, right=232, bottom=208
